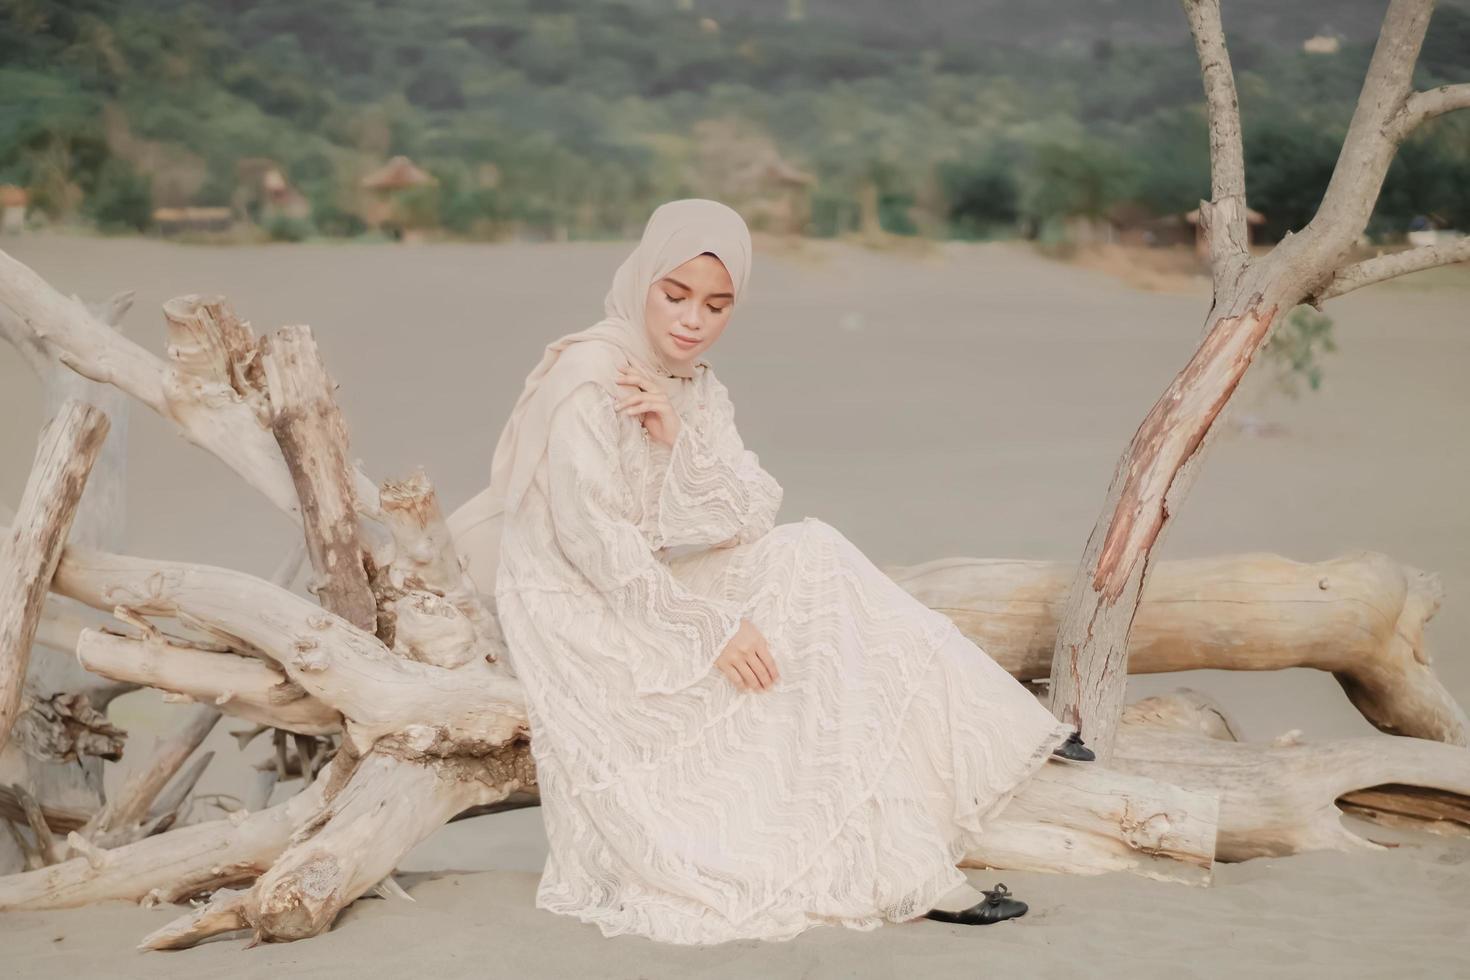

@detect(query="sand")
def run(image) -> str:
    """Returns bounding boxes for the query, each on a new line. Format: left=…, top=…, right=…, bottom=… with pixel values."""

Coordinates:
left=0, top=231, right=1467, bottom=977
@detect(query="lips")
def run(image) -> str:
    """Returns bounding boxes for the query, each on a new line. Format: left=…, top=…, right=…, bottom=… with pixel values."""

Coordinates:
left=671, top=333, right=699, bottom=347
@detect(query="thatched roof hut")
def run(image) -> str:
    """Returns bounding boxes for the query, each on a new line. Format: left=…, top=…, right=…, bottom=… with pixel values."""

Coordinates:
left=360, top=156, right=438, bottom=192
left=1, top=184, right=28, bottom=234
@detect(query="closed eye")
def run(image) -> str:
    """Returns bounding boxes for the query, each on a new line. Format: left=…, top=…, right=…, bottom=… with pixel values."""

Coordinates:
left=666, top=291, right=727, bottom=314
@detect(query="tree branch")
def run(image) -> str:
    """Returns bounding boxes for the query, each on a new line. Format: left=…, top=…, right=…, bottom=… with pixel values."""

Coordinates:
left=48, top=546, right=526, bottom=754
left=1183, top=0, right=1250, bottom=287
left=0, top=249, right=383, bottom=522
left=1317, top=238, right=1470, bottom=302
left=1302, top=0, right=1435, bottom=258
left=1389, top=82, right=1470, bottom=141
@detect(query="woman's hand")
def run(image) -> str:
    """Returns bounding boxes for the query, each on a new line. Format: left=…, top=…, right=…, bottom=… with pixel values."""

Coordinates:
left=614, top=363, right=682, bottom=448
left=716, top=618, right=780, bottom=692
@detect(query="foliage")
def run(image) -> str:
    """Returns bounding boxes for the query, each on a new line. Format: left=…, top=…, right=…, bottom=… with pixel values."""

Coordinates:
left=0, top=0, right=1465, bottom=240
left=84, top=155, right=152, bottom=231
left=1260, top=305, right=1338, bottom=398
left=264, top=213, right=313, bottom=242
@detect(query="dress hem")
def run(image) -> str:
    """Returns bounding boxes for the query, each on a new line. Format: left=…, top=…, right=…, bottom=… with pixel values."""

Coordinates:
left=534, top=619, right=1078, bottom=945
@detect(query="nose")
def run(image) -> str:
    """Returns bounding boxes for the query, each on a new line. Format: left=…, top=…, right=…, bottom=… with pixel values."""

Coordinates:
left=679, top=305, right=703, bottom=333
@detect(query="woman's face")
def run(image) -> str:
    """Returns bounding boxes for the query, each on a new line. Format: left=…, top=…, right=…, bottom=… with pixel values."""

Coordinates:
left=643, top=252, right=735, bottom=370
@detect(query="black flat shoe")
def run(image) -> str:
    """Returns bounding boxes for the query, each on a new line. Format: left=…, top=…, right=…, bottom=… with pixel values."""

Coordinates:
left=922, top=882, right=1029, bottom=925
left=1051, top=730, right=1095, bottom=762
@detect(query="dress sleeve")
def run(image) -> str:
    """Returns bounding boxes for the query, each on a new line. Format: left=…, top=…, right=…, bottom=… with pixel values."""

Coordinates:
left=546, top=380, right=746, bottom=696
left=641, top=372, right=784, bottom=552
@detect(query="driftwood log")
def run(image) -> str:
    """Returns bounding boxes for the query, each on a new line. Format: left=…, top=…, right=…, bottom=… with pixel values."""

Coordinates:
left=0, top=401, right=110, bottom=749
left=1046, top=0, right=1470, bottom=763
left=0, top=289, right=138, bottom=875
left=1113, top=689, right=1470, bottom=859
left=887, top=550, right=1464, bottom=745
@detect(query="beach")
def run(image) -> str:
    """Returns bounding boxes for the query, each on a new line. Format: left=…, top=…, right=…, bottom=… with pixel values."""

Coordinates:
left=1, top=232, right=1467, bottom=977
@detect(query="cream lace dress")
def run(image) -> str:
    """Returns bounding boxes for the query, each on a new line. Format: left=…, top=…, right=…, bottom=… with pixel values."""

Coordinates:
left=493, top=364, right=1078, bottom=945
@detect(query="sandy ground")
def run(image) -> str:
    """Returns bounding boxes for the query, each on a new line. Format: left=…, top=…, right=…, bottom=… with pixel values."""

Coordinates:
left=0, top=231, right=1467, bottom=978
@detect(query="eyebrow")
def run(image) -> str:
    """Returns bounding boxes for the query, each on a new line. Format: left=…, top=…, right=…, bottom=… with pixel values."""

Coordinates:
left=660, top=276, right=734, bottom=301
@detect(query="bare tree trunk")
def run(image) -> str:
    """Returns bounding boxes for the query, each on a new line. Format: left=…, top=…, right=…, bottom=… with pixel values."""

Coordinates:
left=1046, top=0, right=1470, bottom=762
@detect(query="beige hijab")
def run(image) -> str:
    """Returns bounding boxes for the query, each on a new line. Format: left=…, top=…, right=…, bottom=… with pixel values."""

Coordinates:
left=447, top=198, right=754, bottom=597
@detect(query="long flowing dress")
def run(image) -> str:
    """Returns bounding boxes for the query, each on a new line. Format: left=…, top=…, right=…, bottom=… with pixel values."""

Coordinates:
left=493, top=363, right=1078, bottom=945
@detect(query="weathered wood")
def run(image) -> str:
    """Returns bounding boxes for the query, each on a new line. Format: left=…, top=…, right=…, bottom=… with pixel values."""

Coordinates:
left=50, top=546, right=527, bottom=754
left=9, top=686, right=125, bottom=765
left=151, top=750, right=514, bottom=946
left=76, top=631, right=339, bottom=734
left=259, top=326, right=377, bottom=634
left=0, top=401, right=110, bottom=750
left=886, top=550, right=1465, bottom=744
left=84, top=703, right=221, bottom=838
left=145, top=749, right=215, bottom=831
left=0, top=786, right=92, bottom=834
left=379, top=470, right=504, bottom=666
left=0, top=763, right=331, bottom=910
left=0, top=261, right=382, bottom=523
left=3, top=815, right=42, bottom=871
left=140, top=887, right=249, bottom=950
left=961, top=760, right=1219, bottom=884
left=1114, top=689, right=1470, bottom=860
left=10, top=783, right=61, bottom=865
left=2, top=288, right=134, bottom=554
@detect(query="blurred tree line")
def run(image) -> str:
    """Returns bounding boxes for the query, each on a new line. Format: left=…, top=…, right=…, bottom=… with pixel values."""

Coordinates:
left=0, top=0, right=1466, bottom=240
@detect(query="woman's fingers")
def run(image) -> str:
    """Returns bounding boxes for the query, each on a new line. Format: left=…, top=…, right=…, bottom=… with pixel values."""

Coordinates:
left=618, top=397, right=660, bottom=417
left=718, top=663, right=746, bottom=691
left=752, top=640, right=779, bottom=685
left=731, top=659, right=761, bottom=691
left=616, top=365, right=652, bottom=391
left=745, top=651, right=774, bottom=689
left=615, top=393, right=669, bottom=413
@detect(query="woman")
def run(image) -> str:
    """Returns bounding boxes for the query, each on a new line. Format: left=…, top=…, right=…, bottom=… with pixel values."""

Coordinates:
left=451, top=198, right=1092, bottom=945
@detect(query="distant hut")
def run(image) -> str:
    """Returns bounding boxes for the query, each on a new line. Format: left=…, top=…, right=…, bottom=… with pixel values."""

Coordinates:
left=1184, top=205, right=1266, bottom=257
left=0, top=185, right=27, bottom=234
left=359, top=156, right=439, bottom=239
left=259, top=166, right=312, bottom=223
left=738, top=154, right=815, bottom=236
left=234, top=158, right=312, bottom=226
left=152, top=206, right=234, bottom=236
left=1097, top=201, right=1200, bottom=248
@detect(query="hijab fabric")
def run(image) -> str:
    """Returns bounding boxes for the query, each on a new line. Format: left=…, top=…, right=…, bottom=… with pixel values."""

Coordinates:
left=447, top=198, right=754, bottom=598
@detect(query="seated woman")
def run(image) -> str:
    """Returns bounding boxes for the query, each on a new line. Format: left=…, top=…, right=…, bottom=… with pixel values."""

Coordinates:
left=453, top=198, right=1091, bottom=946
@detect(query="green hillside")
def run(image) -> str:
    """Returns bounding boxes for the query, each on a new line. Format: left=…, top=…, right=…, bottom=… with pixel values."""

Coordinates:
left=1, top=0, right=1466, bottom=239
